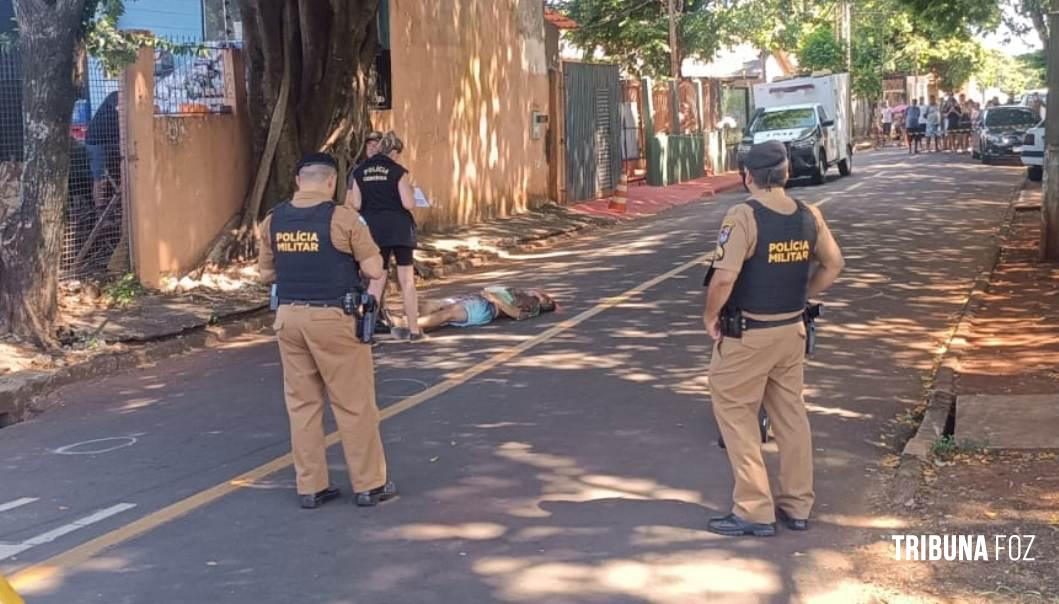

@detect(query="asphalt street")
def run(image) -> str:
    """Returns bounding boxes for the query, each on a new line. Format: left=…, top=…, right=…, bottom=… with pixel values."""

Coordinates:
left=1, top=148, right=1023, bottom=603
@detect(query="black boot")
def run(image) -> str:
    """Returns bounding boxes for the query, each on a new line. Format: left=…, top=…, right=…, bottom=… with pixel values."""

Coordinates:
left=706, top=513, right=776, bottom=537
left=300, top=486, right=341, bottom=509
left=354, top=480, right=398, bottom=507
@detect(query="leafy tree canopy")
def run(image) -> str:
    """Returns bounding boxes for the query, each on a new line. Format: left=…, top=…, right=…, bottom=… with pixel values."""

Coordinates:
left=557, top=0, right=739, bottom=77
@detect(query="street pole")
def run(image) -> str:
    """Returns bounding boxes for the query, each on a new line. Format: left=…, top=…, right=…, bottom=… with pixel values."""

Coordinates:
left=667, top=0, right=681, bottom=134
left=843, top=0, right=852, bottom=73
left=1043, top=0, right=1059, bottom=261
left=667, top=0, right=680, bottom=81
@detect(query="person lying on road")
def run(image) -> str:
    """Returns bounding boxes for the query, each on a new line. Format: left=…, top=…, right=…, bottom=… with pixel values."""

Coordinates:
left=390, top=286, right=557, bottom=335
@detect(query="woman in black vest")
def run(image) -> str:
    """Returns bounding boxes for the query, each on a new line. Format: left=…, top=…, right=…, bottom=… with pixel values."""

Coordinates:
left=349, top=131, right=424, bottom=341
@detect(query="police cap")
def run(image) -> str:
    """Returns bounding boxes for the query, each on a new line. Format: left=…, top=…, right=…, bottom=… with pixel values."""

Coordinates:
left=297, top=152, right=337, bottom=172
left=743, top=140, right=788, bottom=170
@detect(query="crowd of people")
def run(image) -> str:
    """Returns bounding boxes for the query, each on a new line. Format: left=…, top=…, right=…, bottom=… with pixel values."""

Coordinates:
left=876, top=93, right=1011, bottom=155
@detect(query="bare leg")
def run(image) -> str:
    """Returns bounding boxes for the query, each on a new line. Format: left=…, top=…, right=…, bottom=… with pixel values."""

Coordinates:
left=396, top=265, right=420, bottom=335
left=417, top=303, right=467, bottom=331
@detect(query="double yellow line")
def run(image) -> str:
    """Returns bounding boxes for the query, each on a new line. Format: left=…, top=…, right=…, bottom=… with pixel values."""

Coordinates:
left=9, top=253, right=710, bottom=593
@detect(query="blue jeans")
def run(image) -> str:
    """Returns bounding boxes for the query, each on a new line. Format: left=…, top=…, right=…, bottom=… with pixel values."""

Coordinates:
left=86, top=143, right=107, bottom=180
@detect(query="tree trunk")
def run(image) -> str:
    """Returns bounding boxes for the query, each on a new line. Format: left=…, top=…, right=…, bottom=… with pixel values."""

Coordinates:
left=1042, top=0, right=1059, bottom=261
left=208, top=0, right=380, bottom=265
left=0, top=0, right=87, bottom=345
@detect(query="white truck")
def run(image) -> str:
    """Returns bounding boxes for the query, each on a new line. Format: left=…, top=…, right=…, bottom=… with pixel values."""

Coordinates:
left=737, top=73, right=853, bottom=185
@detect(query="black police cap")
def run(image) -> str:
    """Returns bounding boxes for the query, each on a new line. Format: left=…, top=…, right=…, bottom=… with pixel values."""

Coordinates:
left=297, top=152, right=337, bottom=172
left=743, top=140, right=788, bottom=170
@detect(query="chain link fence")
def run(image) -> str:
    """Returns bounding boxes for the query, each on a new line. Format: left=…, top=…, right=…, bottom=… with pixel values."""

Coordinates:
left=0, top=45, right=129, bottom=281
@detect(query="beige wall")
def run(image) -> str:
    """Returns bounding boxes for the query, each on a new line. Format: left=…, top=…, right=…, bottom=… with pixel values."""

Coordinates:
left=373, top=0, right=551, bottom=231
left=123, top=48, right=251, bottom=288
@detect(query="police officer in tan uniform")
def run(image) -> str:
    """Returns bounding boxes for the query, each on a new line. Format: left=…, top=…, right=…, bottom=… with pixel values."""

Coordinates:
left=703, top=140, right=844, bottom=537
left=259, top=152, right=398, bottom=509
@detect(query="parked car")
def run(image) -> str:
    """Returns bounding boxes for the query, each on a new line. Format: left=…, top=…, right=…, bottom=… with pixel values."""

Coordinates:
left=972, top=106, right=1040, bottom=164
left=1021, top=120, right=1045, bottom=181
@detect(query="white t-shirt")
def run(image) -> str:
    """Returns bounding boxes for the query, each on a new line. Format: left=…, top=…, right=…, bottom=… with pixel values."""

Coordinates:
left=882, top=108, right=893, bottom=124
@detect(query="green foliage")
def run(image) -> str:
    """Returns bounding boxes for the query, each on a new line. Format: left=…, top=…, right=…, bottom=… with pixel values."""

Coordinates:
left=1016, top=50, right=1047, bottom=88
left=83, top=0, right=202, bottom=76
left=924, top=37, right=987, bottom=92
left=797, top=26, right=843, bottom=74
left=728, top=0, right=824, bottom=55
left=931, top=434, right=988, bottom=460
left=897, top=0, right=1002, bottom=36
left=561, top=0, right=738, bottom=77
left=102, top=273, right=145, bottom=308
left=978, top=49, right=1038, bottom=96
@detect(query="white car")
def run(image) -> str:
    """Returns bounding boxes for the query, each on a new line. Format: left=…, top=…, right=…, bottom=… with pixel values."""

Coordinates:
left=1021, top=120, right=1044, bottom=182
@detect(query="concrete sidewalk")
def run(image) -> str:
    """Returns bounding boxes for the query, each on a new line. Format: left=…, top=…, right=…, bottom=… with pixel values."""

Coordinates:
left=414, top=171, right=744, bottom=277
left=571, top=172, right=744, bottom=220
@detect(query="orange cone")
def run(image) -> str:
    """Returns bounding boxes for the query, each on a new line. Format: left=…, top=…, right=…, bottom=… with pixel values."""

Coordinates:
left=609, top=173, right=629, bottom=212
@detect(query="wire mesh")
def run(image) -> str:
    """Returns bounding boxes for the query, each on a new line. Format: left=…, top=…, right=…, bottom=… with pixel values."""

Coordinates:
left=64, top=56, right=128, bottom=280
left=153, top=41, right=234, bottom=116
left=0, top=43, right=129, bottom=281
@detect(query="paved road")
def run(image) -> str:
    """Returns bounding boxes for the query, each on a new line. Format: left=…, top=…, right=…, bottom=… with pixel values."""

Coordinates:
left=1, top=150, right=1022, bottom=603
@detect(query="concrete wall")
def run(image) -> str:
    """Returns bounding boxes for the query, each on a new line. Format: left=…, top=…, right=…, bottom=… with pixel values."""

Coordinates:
left=123, top=48, right=251, bottom=288
left=372, top=0, right=551, bottom=231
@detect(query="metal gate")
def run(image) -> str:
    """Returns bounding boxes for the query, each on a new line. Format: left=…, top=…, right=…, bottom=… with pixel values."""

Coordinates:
left=563, top=62, right=621, bottom=203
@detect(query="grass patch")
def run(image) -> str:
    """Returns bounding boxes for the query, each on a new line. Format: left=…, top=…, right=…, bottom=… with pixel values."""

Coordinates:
left=931, top=435, right=989, bottom=460
left=102, top=274, right=145, bottom=308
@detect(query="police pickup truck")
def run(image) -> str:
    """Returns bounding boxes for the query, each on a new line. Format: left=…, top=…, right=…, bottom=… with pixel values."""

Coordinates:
left=737, top=73, right=853, bottom=186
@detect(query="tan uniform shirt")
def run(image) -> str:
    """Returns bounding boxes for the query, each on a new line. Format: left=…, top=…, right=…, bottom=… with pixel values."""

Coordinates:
left=711, top=197, right=840, bottom=320
left=258, top=191, right=380, bottom=283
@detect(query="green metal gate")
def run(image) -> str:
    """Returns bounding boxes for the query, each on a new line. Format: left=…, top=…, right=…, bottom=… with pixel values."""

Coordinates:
left=563, top=62, right=621, bottom=202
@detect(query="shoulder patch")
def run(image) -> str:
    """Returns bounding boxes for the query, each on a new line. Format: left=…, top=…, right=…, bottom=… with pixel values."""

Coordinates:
left=717, top=221, right=734, bottom=245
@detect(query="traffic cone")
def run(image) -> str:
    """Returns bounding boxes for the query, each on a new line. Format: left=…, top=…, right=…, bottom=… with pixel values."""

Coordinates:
left=0, top=573, right=25, bottom=604
left=608, top=173, right=628, bottom=212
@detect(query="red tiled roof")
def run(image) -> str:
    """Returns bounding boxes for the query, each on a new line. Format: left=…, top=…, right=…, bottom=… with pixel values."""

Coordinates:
left=545, top=7, right=578, bottom=29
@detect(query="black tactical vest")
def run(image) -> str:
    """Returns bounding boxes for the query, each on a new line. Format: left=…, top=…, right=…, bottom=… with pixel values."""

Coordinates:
left=269, top=201, right=361, bottom=302
left=728, top=199, right=818, bottom=314
left=352, top=155, right=416, bottom=247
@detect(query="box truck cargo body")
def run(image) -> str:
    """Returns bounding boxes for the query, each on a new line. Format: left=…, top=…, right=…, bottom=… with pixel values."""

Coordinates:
left=737, top=73, right=853, bottom=185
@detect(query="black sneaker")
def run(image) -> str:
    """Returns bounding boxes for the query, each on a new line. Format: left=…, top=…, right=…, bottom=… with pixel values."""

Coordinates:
left=706, top=513, right=776, bottom=537
left=407, top=331, right=428, bottom=343
left=776, top=507, right=809, bottom=531
left=300, top=486, right=341, bottom=509
left=354, top=480, right=398, bottom=507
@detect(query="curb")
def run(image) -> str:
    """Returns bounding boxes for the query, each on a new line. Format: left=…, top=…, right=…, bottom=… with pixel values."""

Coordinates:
left=1, top=310, right=273, bottom=426
left=892, top=178, right=1025, bottom=500
left=414, top=210, right=615, bottom=280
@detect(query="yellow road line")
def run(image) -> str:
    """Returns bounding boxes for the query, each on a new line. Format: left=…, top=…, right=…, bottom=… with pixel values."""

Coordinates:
left=10, top=253, right=710, bottom=593
left=0, top=572, right=25, bottom=604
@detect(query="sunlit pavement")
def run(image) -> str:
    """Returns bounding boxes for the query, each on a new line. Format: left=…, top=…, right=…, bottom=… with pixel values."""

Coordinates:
left=0, top=149, right=1024, bottom=603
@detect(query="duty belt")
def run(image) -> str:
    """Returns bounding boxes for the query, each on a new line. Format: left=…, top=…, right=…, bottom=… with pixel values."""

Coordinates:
left=278, top=299, right=343, bottom=308
left=741, top=314, right=803, bottom=330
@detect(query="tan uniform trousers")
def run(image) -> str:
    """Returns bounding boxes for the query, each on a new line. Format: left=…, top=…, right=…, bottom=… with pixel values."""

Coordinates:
left=274, top=305, right=387, bottom=495
left=709, top=321, right=814, bottom=524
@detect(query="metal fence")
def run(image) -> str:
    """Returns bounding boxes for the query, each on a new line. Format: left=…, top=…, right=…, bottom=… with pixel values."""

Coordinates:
left=0, top=45, right=129, bottom=281
left=153, top=42, right=235, bottom=116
